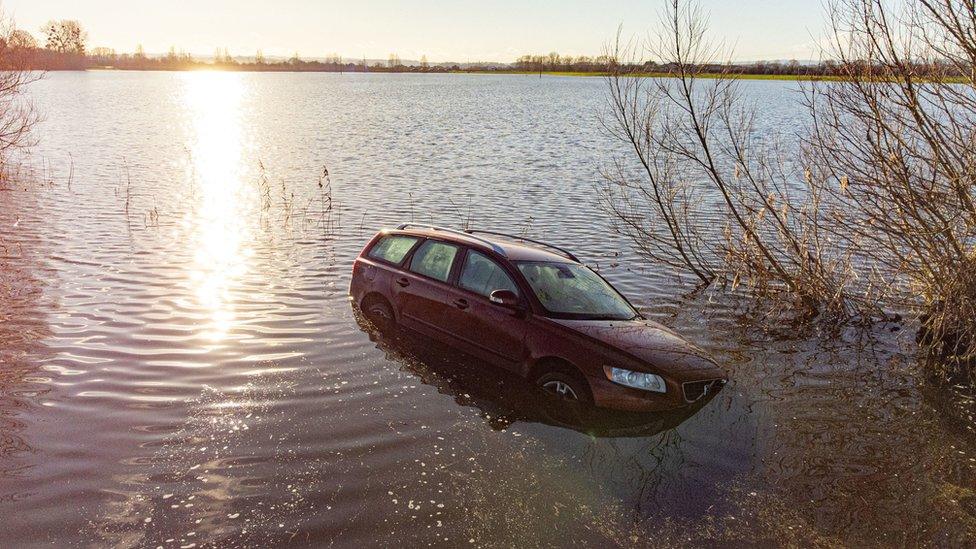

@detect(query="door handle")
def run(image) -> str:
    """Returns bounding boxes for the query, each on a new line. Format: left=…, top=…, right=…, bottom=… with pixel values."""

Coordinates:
left=396, top=277, right=410, bottom=287
left=452, top=298, right=469, bottom=310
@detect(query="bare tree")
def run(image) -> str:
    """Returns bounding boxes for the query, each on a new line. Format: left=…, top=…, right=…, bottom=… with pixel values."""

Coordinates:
left=0, top=15, right=41, bottom=173
left=6, top=29, right=36, bottom=51
left=803, top=0, right=976, bottom=367
left=40, top=19, right=86, bottom=54
left=602, top=0, right=976, bottom=374
left=601, top=0, right=861, bottom=318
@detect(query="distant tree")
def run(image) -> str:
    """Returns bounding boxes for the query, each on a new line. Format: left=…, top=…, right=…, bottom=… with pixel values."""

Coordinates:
left=90, top=46, right=117, bottom=65
left=0, top=12, right=42, bottom=165
left=41, top=19, right=86, bottom=54
left=255, top=49, right=265, bottom=64
left=325, top=53, right=342, bottom=73
left=547, top=52, right=560, bottom=70
left=134, top=44, right=145, bottom=59
left=420, top=54, right=429, bottom=70
left=289, top=51, right=301, bottom=64
left=6, top=29, right=36, bottom=50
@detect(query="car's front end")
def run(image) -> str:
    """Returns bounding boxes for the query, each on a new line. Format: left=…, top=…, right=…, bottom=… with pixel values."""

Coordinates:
left=543, top=317, right=727, bottom=413
left=585, top=364, right=727, bottom=412
left=511, top=258, right=727, bottom=412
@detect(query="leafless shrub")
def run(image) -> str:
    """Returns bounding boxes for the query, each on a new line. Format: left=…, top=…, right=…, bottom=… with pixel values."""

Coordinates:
left=301, top=164, right=339, bottom=235
left=113, top=158, right=133, bottom=225
left=256, top=161, right=339, bottom=235
left=0, top=12, right=42, bottom=179
left=803, top=0, right=976, bottom=370
left=448, top=196, right=474, bottom=231
left=600, top=0, right=864, bottom=319
left=603, top=0, right=976, bottom=375
left=257, top=159, right=272, bottom=211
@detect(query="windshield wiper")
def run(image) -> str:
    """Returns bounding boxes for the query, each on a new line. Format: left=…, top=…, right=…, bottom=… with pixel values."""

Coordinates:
left=578, top=314, right=635, bottom=321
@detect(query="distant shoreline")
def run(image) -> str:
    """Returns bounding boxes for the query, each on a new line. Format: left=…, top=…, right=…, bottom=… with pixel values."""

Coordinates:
left=53, top=66, right=855, bottom=82
left=57, top=68, right=957, bottom=83
left=27, top=51, right=965, bottom=83
left=461, top=70, right=851, bottom=81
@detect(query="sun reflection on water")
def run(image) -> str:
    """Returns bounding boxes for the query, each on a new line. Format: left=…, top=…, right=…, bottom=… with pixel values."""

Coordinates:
left=181, top=72, right=255, bottom=342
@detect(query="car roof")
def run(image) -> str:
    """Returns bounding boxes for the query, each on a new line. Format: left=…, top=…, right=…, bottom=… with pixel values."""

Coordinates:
left=387, top=226, right=578, bottom=263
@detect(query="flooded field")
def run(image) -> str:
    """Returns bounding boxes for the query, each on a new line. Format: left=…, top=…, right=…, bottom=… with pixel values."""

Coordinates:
left=1, top=71, right=974, bottom=547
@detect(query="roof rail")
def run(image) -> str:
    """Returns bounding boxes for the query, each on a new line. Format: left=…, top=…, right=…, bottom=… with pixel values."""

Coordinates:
left=464, top=230, right=580, bottom=262
left=395, top=223, right=507, bottom=256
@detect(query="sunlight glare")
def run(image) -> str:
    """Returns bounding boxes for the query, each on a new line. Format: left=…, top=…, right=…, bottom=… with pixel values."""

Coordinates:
left=181, top=71, right=254, bottom=343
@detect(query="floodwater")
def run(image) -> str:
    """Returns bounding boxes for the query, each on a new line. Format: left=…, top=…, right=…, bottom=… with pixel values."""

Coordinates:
left=1, top=71, right=974, bottom=547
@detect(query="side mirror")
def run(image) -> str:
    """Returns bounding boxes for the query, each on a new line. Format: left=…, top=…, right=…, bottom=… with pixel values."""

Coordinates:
left=489, top=289, right=522, bottom=310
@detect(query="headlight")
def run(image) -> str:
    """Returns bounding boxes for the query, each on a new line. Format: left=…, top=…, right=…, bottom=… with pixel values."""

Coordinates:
left=604, top=366, right=667, bottom=393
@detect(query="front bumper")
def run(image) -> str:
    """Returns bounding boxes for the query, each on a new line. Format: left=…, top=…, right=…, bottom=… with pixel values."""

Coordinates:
left=587, top=373, right=726, bottom=412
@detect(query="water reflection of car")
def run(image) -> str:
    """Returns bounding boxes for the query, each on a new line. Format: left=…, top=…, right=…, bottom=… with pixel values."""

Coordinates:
left=349, top=224, right=726, bottom=413
left=353, top=312, right=713, bottom=437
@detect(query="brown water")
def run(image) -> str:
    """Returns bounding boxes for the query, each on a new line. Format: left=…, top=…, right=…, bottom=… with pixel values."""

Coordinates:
left=1, top=71, right=974, bottom=547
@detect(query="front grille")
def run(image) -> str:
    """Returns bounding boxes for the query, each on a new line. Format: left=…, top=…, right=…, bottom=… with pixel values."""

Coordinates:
left=682, top=379, right=724, bottom=402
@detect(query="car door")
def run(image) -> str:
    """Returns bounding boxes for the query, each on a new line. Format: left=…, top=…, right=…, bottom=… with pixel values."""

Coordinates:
left=393, top=239, right=464, bottom=342
left=447, top=249, right=527, bottom=367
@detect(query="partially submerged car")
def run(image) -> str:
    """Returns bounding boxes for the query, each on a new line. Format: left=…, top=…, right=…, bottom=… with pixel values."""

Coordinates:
left=354, top=312, right=715, bottom=437
left=349, top=224, right=726, bottom=412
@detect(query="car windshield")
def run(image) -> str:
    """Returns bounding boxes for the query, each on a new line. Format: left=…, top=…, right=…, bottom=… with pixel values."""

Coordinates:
left=515, top=261, right=638, bottom=320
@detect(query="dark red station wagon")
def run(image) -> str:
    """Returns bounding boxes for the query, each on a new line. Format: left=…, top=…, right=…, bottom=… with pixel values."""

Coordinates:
left=350, top=224, right=726, bottom=412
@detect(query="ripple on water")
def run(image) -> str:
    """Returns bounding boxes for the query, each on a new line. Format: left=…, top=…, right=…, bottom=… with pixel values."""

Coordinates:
left=0, top=72, right=973, bottom=547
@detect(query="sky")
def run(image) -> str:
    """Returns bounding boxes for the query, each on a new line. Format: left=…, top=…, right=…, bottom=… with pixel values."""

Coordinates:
left=6, top=0, right=829, bottom=63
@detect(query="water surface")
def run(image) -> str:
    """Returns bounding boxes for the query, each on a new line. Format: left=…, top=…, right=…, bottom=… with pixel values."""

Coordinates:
left=1, top=71, right=974, bottom=547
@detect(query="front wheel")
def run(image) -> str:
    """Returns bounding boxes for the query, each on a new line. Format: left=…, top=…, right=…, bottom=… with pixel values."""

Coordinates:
left=362, top=297, right=396, bottom=332
left=536, top=370, right=593, bottom=405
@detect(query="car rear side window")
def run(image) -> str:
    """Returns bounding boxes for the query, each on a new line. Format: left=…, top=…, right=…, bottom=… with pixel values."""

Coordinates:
left=367, top=235, right=419, bottom=265
left=409, top=240, right=459, bottom=283
left=459, top=250, right=519, bottom=298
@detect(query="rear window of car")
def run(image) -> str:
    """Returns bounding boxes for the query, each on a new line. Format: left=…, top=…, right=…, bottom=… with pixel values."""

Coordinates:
left=409, top=240, right=459, bottom=283
left=367, top=235, right=419, bottom=264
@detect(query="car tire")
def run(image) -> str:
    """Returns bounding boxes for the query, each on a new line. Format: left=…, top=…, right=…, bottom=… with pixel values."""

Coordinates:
left=536, top=369, right=593, bottom=405
left=362, top=296, right=396, bottom=332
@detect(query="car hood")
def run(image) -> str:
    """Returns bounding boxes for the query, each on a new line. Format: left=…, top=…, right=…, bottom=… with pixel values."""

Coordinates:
left=551, top=318, right=719, bottom=374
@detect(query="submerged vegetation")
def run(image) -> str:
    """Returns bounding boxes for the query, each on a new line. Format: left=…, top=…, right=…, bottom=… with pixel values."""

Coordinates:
left=600, top=0, right=976, bottom=380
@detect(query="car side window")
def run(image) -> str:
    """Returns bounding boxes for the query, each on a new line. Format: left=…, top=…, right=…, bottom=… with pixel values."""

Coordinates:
left=367, top=235, right=419, bottom=265
left=459, top=250, right=520, bottom=298
left=409, top=240, right=459, bottom=283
